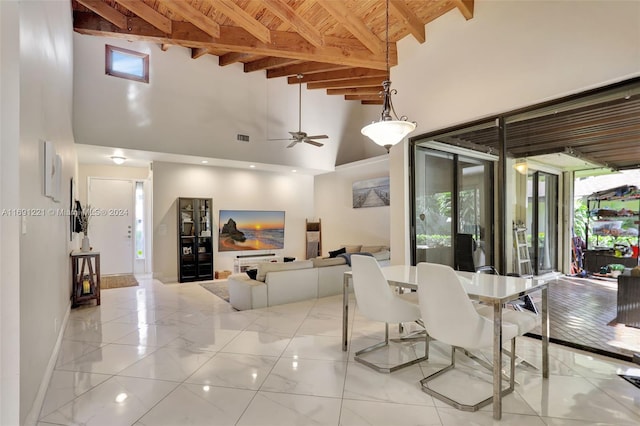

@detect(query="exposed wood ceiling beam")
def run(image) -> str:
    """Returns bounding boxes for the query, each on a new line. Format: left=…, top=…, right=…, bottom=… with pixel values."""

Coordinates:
left=75, top=0, right=127, bottom=29
left=266, top=62, right=350, bottom=78
left=73, top=13, right=394, bottom=70
left=156, top=0, right=221, bottom=39
left=191, top=47, right=210, bottom=59
left=218, top=52, right=254, bottom=66
left=362, top=100, right=384, bottom=105
left=390, top=0, right=425, bottom=43
left=327, top=86, right=382, bottom=95
left=244, top=57, right=302, bottom=72
left=205, top=0, right=271, bottom=44
left=261, top=0, right=324, bottom=47
left=288, top=68, right=387, bottom=84
left=345, top=94, right=384, bottom=101
left=316, top=0, right=384, bottom=55
left=423, top=0, right=461, bottom=25
left=307, top=77, right=387, bottom=90
left=114, top=0, right=172, bottom=34
left=452, top=0, right=475, bottom=20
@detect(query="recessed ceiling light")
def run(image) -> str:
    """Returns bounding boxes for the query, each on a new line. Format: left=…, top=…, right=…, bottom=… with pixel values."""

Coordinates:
left=201, top=160, right=208, bottom=164
left=292, top=169, right=297, bottom=173
left=110, top=156, right=126, bottom=165
left=249, top=165, right=256, bottom=168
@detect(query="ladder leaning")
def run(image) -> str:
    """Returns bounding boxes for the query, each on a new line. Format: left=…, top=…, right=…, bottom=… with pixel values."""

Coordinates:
left=514, top=226, right=533, bottom=277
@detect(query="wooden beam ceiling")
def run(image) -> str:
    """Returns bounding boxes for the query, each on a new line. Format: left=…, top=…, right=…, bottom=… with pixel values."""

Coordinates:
left=72, top=0, right=471, bottom=105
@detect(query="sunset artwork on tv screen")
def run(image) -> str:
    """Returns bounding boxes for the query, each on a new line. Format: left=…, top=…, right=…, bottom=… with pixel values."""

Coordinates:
left=218, top=210, right=285, bottom=252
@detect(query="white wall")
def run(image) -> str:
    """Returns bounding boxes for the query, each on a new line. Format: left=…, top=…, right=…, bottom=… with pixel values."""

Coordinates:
left=72, top=34, right=379, bottom=171
left=1, top=3, right=21, bottom=424
left=389, top=0, right=640, bottom=264
left=77, top=164, right=150, bottom=203
left=314, top=156, right=391, bottom=255
left=394, top=0, right=640, bottom=134
left=5, top=2, right=76, bottom=424
left=152, top=162, right=315, bottom=282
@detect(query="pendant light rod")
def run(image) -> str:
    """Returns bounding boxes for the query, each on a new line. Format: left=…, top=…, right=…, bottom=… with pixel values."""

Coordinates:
left=297, top=73, right=302, bottom=132
left=360, top=0, right=416, bottom=152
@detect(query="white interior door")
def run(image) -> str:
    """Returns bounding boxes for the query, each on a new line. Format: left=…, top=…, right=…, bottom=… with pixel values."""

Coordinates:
left=88, top=178, right=135, bottom=275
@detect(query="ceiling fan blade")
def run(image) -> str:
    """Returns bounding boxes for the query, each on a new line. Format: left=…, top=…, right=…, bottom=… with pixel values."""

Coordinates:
left=304, top=139, right=324, bottom=147
left=304, top=135, right=328, bottom=140
left=286, top=140, right=299, bottom=148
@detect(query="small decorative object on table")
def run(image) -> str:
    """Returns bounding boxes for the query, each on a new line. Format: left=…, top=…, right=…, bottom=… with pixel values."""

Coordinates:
left=76, top=203, right=92, bottom=252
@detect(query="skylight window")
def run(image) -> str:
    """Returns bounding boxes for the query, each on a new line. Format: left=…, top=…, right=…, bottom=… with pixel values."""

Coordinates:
left=105, top=45, right=149, bottom=83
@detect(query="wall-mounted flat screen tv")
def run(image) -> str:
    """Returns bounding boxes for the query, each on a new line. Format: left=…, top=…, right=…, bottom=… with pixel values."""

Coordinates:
left=218, top=210, right=285, bottom=252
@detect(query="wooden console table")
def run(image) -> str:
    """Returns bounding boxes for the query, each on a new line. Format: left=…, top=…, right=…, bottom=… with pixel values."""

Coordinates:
left=70, top=251, right=100, bottom=307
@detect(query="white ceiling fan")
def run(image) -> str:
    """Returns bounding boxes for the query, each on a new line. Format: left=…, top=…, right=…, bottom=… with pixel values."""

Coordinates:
left=269, top=74, right=328, bottom=148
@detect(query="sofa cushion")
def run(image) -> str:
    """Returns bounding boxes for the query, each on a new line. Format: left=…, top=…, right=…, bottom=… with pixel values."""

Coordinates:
left=256, top=260, right=313, bottom=282
left=328, top=247, right=346, bottom=258
left=361, top=245, right=384, bottom=254
left=341, top=244, right=362, bottom=253
left=313, top=257, right=347, bottom=268
left=372, top=249, right=391, bottom=261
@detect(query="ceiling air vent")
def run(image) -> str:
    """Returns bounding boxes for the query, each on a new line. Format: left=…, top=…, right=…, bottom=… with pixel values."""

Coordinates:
left=237, top=134, right=250, bottom=142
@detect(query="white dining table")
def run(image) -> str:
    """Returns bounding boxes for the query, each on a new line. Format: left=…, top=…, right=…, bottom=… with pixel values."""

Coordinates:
left=342, top=265, right=550, bottom=421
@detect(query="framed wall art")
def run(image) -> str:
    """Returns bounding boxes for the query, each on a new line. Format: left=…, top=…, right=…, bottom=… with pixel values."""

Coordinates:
left=352, top=177, right=390, bottom=208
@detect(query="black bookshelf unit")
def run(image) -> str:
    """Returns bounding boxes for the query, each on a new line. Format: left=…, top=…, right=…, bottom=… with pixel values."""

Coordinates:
left=178, top=197, right=213, bottom=282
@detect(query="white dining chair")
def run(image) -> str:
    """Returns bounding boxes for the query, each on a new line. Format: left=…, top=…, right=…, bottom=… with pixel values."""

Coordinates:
left=351, top=255, right=429, bottom=373
left=416, top=262, right=519, bottom=411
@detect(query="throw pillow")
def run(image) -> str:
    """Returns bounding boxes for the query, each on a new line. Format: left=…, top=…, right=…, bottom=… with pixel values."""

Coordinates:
left=246, top=269, right=258, bottom=280
left=341, top=245, right=362, bottom=253
left=329, top=247, right=346, bottom=258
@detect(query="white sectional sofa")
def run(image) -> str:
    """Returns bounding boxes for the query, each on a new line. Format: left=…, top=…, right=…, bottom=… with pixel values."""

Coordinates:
left=227, top=259, right=349, bottom=310
left=226, top=245, right=390, bottom=310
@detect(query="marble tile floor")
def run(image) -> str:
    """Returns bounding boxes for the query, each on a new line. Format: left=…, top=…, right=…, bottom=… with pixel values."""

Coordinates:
left=38, top=275, right=640, bottom=426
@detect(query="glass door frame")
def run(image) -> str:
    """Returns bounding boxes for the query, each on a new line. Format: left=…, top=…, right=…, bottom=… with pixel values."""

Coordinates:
left=410, top=134, right=497, bottom=268
left=527, top=170, right=559, bottom=275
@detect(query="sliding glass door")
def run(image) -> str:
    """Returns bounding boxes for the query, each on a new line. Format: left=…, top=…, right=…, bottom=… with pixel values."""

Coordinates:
left=413, top=146, right=494, bottom=269
left=526, top=171, right=559, bottom=274
left=414, top=149, right=454, bottom=266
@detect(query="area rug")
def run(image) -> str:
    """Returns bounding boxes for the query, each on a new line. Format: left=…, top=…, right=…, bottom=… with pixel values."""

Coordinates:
left=199, top=281, right=230, bottom=302
left=101, top=274, right=139, bottom=289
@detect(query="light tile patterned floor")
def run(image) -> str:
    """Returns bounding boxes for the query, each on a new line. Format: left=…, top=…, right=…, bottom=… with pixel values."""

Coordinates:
left=38, top=275, right=640, bottom=426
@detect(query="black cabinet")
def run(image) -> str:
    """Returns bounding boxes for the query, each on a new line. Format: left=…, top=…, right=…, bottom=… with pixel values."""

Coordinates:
left=178, top=197, right=213, bottom=282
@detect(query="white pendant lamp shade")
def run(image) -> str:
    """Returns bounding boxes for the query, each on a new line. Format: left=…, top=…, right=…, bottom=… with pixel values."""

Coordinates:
left=361, top=0, right=416, bottom=152
left=361, top=119, right=416, bottom=149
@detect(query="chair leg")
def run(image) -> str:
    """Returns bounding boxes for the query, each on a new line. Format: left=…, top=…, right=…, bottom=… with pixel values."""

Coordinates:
left=420, top=342, right=516, bottom=412
left=502, top=347, right=538, bottom=370
left=354, top=322, right=429, bottom=373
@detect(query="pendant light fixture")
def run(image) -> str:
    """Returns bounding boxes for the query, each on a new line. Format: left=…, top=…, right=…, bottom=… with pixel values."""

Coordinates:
left=361, top=0, right=416, bottom=152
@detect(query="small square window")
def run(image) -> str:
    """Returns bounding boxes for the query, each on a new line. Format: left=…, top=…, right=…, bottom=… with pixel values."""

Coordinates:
left=105, top=45, right=149, bottom=83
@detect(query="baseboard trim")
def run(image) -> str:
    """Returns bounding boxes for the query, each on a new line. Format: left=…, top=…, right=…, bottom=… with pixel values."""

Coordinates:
left=24, top=301, right=71, bottom=426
